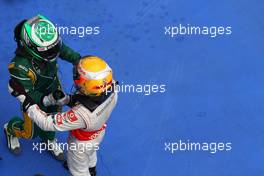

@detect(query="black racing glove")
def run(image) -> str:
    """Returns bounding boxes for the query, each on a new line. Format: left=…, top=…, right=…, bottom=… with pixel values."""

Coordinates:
left=8, top=79, right=36, bottom=112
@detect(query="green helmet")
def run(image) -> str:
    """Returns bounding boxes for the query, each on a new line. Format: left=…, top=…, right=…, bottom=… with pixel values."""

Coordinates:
left=20, top=15, right=61, bottom=62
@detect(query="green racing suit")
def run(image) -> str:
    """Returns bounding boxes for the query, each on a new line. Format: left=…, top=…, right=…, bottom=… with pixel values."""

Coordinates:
left=7, top=42, right=81, bottom=141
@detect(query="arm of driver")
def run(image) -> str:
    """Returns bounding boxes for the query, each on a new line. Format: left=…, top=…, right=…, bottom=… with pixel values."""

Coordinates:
left=27, top=104, right=86, bottom=131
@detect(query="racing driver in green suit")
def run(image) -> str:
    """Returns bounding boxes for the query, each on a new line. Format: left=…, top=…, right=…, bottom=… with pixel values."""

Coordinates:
left=4, top=14, right=81, bottom=161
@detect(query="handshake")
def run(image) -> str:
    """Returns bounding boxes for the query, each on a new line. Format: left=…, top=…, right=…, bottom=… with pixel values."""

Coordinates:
left=42, top=88, right=70, bottom=107
left=8, top=78, right=70, bottom=112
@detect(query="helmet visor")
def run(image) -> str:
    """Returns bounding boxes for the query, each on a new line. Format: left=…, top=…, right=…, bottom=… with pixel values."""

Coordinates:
left=36, top=38, right=62, bottom=61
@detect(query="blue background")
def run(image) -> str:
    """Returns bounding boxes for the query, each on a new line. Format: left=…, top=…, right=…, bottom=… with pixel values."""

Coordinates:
left=0, top=0, right=263, bottom=175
